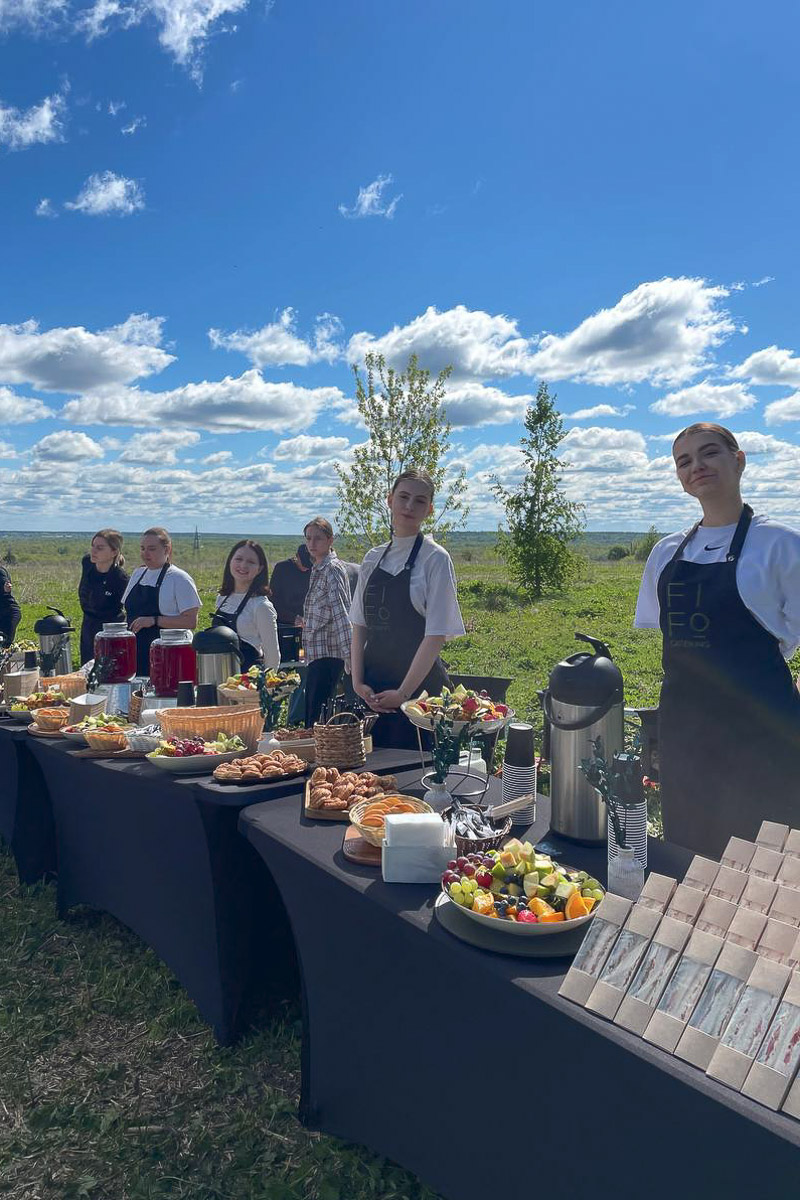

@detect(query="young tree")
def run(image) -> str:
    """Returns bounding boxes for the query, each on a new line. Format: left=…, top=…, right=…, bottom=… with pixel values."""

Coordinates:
left=492, top=382, right=584, bottom=597
left=335, top=352, right=468, bottom=548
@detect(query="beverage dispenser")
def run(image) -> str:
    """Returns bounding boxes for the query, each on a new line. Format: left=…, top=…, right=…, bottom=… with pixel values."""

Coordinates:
left=34, top=607, right=74, bottom=676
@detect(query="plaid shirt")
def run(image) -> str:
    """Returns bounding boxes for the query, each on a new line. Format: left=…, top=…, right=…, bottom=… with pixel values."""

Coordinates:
left=302, top=550, right=352, bottom=663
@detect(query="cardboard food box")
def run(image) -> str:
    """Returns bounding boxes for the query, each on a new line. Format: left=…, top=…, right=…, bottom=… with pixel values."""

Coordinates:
left=756, top=918, right=800, bottom=966
left=706, top=958, right=792, bottom=1091
left=740, top=873, right=779, bottom=916
left=782, top=829, right=800, bottom=860
left=665, top=883, right=706, bottom=926
left=709, top=865, right=748, bottom=904
left=748, top=845, right=784, bottom=880
left=674, top=942, right=758, bottom=1071
left=775, top=854, right=800, bottom=892
left=755, top=820, right=790, bottom=852
left=721, top=837, right=756, bottom=872
left=768, top=885, right=800, bottom=928
left=726, top=907, right=767, bottom=951
left=743, top=971, right=800, bottom=1112
left=558, top=894, right=633, bottom=1006
left=695, top=894, right=738, bottom=938
left=636, top=872, right=677, bottom=913
left=643, top=929, right=725, bottom=1054
left=682, top=855, right=719, bottom=895
left=614, top=915, right=692, bottom=1036
left=585, top=904, right=662, bottom=1020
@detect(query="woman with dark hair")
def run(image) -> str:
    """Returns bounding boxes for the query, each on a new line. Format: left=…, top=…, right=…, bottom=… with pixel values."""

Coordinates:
left=0, top=562, right=21, bottom=648
left=78, top=529, right=129, bottom=664
left=350, top=468, right=465, bottom=748
left=123, top=527, right=202, bottom=676
left=635, top=422, right=800, bottom=856
left=212, top=539, right=279, bottom=671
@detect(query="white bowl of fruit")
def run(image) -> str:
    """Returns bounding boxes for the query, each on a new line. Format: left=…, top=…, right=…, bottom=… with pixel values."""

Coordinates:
left=63, top=712, right=129, bottom=743
left=146, top=733, right=246, bottom=773
left=441, top=837, right=604, bottom=936
left=402, top=685, right=513, bottom=734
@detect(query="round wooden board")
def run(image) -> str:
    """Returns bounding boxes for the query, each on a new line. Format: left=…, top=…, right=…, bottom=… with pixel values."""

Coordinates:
left=342, top=825, right=382, bottom=865
left=27, top=725, right=66, bottom=738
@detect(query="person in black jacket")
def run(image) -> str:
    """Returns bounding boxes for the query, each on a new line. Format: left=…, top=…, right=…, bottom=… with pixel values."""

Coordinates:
left=78, top=529, right=129, bottom=664
left=270, top=543, right=312, bottom=662
left=0, top=563, right=21, bottom=647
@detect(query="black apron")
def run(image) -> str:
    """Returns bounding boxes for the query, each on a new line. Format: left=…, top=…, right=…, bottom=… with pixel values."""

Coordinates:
left=125, top=564, right=169, bottom=677
left=657, top=505, right=800, bottom=858
left=362, top=534, right=450, bottom=749
left=211, top=591, right=263, bottom=671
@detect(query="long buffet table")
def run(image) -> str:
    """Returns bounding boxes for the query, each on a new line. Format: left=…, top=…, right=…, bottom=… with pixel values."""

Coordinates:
left=239, top=789, right=800, bottom=1200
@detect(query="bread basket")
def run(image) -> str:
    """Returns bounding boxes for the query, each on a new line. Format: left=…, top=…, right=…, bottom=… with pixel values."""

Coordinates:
left=349, top=794, right=434, bottom=847
left=33, top=706, right=70, bottom=731
left=41, top=673, right=88, bottom=699
left=156, top=704, right=265, bottom=753
left=84, top=727, right=129, bottom=751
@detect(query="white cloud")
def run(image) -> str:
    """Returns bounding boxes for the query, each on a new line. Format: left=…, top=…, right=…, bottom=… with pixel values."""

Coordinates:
left=61, top=369, right=346, bottom=433
left=0, top=386, right=54, bottom=422
left=752, top=276, right=774, bottom=288
left=0, top=0, right=66, bottom=33
left=121, top=115, right=145, bottom=135
left=32, top=430, right=104, bottom=461
left=118, top=429, right=201, bottom=464
left=272, top=434, right=351, bottom=461
left=66, top=170, right=145, bottom=216
left=80, top=0, right=252, bottom=76
left=0, top=441, right=17, bottom=458
left=348, top=305, right=536, bottom=380
left=650, top=380, right=756, bottom=417
left=35, top=197, right=58, bottom=218
left=201, top=450, right=232, bottom=465
left=210, top=308, right=343, bottom=367
left=0, top=314, right=173, bottom=392
left=443, top=383, right=536, bottom=427
left=0, top=90, right=66, bottom=150
left=107, top=98, right=126, bottom=116
left=339, top=173, right=402, bottom=219
left=764, top=393, right=800, bottom=424
left=528, top=278, right=737, bottom=386
left=729, top=345, right=800, bottom=388
left=565, top=403, right=635, bottom=420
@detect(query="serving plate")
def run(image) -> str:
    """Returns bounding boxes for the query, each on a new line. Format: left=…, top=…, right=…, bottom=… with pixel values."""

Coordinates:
left=438, top=881, right=602, bottom=937
left=145, top=749, right=242, bottom=774
left=63, top=729, right=88, bottom=743
left=401, top=702, right=514, bottom=735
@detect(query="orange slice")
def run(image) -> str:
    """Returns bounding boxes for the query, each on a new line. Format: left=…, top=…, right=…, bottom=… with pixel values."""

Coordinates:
left=565, top=892, right=590, bottom=921
left=528, top=897, right=555, bottom=917
left=582, top=896, right=597, bottom=912
left=540, top=912, right=565, bottom=923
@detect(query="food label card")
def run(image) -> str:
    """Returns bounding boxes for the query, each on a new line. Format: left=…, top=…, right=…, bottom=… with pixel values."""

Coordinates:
left=682, top=856, right=719, bottom=894
left=768, top=885, right=800, bottom=928
left=741, top=874, right=778, bottom=916
left=643, top=928, right=724, bottom=1053
left=674, top=943, right=758, bottom=1071
left=614, top=915, right=691, bottom=1036
left=558, top=894, right=633, bottom=1005
left=695, top=894, right=738, bottom=938
left=743, top=972, right=800, bottom=1111
left=756, top=821, right=790, bottom=852
left=665, top=883, right=705, bottom=925
left=726, top=908, right=767, bottom=951
left=585, top=905, right=662, bottom=1020
left=636, top=872, right=677, bottom=912
left=721, top=837, right=756, bottom=872
left=748, top=845, right=784, bottom=881
left=706, top=959, right=791, bottom=1091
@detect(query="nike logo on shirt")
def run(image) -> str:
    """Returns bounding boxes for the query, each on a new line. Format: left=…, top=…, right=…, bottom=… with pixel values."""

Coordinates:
left=704, top=544, right=723, bottom=551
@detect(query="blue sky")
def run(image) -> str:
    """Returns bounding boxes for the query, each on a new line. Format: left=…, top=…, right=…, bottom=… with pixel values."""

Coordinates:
left=2, top=0, right=800, bottom=532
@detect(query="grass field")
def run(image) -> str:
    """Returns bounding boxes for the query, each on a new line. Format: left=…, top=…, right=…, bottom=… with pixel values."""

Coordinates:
left=2, top=534, right=796, bottom=1197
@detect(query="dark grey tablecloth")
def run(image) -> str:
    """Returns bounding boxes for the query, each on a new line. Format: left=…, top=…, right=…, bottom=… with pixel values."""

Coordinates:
left=23, top=738, right=419, bottom=1043
left=0, top=721, right=57, bottom=883
left=239, top=786, right=800, bottom=1200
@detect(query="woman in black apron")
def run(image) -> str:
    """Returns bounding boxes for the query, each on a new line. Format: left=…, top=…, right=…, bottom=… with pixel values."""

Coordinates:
left=350, top=469, right=465, bottom=749
left=211, top=540, right=278, bottom=671
left=78, top=529, right=129, bottom=664
left=124, top=527, right=201, bottom=677
left=639, top=423, right=800, bottom=858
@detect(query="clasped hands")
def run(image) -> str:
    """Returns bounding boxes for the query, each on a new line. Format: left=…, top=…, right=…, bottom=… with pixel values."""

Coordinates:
left=129, top=616, right=156, bottom=633
left=354, top=682, right=405, bottom=713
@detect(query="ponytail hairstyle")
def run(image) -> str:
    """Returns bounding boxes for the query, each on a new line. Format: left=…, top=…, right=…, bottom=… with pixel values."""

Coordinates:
left=219, top=540, right=270, bottom=597
left=389, top=467, right=435, bottom=500
left=142, top=526, right=172, bottom=563
left=672, top=423, right=740, bottom=454
left=93, top=528, right=125, bottom=568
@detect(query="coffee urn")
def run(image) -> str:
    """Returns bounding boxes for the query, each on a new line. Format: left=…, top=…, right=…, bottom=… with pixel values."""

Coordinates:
left=539, top=632, right=624, bottom=844
left=192, top=624, right=243, bottom=687
left=34, top=607, right=74, bottom=676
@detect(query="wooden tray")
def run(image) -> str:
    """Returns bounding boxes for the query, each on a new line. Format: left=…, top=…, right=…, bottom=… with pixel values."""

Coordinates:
left=342, top=824, right=381, bottom=866
left=27, top=726, right=67, bottom=738
left=236, top=764, right=308, bottom=787
left=74, top=747, right=150, bottom=759
left=302, top=778, right=353, bottom=821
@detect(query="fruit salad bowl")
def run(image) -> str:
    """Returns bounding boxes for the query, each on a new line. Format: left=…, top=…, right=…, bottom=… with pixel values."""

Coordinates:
left=401, top=686, right=513, bottom=734
left=146, top=748, right=242, bottom=774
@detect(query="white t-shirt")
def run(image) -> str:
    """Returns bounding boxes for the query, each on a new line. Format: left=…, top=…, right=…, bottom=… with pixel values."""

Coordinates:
left=350, top=534, right=466, bottom=639
left=634, top=514, right=800, bottom=659
left=123, top=565, right=202, bottom=617
left=214, top=593, right=280, bottom=669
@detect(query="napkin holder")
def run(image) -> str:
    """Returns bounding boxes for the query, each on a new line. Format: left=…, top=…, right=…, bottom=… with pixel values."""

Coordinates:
left=381, top=813, right=455, bottom=884
left=614, top=914, right=691, bottom=1035
left=643, top=928, right=724, bottom=1053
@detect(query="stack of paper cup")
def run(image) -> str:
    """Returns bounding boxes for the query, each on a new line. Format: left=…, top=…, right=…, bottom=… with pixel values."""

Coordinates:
left=502, top=721, right=537, bottom=826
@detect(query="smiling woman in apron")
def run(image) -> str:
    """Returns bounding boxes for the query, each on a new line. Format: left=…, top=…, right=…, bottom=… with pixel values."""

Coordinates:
left=350, top=469, right=466, bottom=749
left=78, top=529, right=129, bottom=664
left=211, top=540, right=280, bottom=672
left=635, top=423, right=800, bottom=858
left=122, top=527, right=202, bottom=677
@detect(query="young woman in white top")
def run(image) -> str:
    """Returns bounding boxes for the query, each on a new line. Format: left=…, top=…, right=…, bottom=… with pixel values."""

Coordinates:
left=212, top=540, right=280, bottom=672
left=122, top=526, right=202, bottom=676
left=350, top=468, right=465, bottom=748
left=635, top=422, right=800, bottom=857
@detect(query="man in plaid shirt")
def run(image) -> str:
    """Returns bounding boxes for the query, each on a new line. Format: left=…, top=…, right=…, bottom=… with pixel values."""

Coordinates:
left=301, top=517, right=353, bottom=727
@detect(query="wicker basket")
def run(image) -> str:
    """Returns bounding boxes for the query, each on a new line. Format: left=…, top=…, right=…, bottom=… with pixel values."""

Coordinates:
left=156, top=704, right=265, bottom=753
left=85, top=728, right=129, bottom=751
left=349, top=795, right=434, bottom=847
left=313, top=711, right=366, bottom=769
left=442, top=804, right=512, bottom=857
left=216, top=686, right=262, bottom=708
left=129, top=689, right=144, bottom=725
left=33, top=706, right=71, bottom=731
left=41, top=673, right=87, bottom=699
